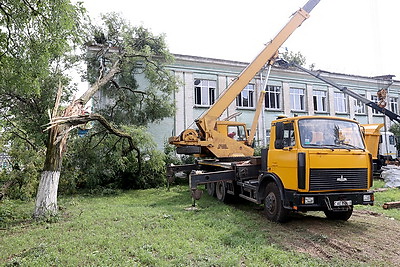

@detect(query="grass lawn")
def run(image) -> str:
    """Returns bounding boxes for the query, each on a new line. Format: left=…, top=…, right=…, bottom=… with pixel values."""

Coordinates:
left=1, top=179, right=399, bottom=266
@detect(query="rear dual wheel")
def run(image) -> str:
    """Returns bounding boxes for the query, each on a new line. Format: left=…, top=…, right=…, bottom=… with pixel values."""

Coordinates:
left=215, top=181, right=228, bottom=202
left=206, top=182, right=215, bottom=197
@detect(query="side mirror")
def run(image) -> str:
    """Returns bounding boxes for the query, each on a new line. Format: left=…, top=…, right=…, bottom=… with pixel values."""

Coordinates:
left=275, top=122, right=284, bottom=149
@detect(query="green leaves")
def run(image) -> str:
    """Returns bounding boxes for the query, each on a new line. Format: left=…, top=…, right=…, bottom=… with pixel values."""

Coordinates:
left=0, top=0, right=87, bottom=147
left=86, top=12, right=178, bottom=126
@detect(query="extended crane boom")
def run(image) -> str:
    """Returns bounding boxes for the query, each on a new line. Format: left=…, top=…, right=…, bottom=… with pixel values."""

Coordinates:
left=170, top=0, right=320, bottom=158
left=197, top=0, right=320, bottom=133
left=279, top=59, right=400, bottom=123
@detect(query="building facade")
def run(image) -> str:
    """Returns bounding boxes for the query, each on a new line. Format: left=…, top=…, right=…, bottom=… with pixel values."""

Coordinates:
left=144, top=54, right=399, bottom=149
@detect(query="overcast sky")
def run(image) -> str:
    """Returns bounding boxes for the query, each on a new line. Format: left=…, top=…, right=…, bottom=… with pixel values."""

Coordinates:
left=77, top=0, right=400, bottom=80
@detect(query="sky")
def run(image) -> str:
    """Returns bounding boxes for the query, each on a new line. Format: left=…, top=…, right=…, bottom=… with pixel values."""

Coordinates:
left=76, top=0, right=400, bottom=80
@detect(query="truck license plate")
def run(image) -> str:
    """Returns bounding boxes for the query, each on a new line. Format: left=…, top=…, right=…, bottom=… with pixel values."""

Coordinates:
left=334, top=200, right=352, bottom=206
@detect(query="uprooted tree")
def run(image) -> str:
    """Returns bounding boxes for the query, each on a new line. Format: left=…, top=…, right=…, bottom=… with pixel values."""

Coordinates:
left=33, top=13, right=178, bottom=218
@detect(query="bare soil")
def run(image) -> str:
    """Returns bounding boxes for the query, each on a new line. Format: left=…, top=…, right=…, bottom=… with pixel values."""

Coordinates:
left=267, top=209, right=400, bottom=265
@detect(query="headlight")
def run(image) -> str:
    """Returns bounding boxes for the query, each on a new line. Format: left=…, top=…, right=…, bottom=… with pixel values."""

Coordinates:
left=363, top=194, right=371, bottom=202
left=304, top=197, right=314, bottom=204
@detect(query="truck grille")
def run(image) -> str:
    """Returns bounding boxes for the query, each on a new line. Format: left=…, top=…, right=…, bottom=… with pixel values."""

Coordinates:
left=309, top=168, right=368, bottom=191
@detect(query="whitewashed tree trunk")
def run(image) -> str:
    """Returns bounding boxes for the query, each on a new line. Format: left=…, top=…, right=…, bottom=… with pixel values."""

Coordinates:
left=33, top=64, right=120, bottom=218
left=34, top=171, right=60, bottom=217
left=33, top=124, right=65, bottom=218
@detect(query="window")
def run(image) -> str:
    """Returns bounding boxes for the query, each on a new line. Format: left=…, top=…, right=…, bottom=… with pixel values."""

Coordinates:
left=265, top=85, right=281, bottom=109
left=389, top=135, right=396, bottom=145
left=334, top=92, right=347, bottom=113
left=313, top=90, right=327, bottom=112
left=370, top=95, right=380, bottom=114
left=236, top=84, right=254, bottom=108
left=275, top=122, right=295, bottom=148
left=283, top=123, right=296, bottom=147
left=390, top=97, right=398, bottom=113
left=354, top=95, right=366, bottom=114
left=227, top=125, right=246, bottom=141
left=299, top=118, right=365, bottom=149
left=194, top=79, right=216, bottom=106
left=290, top=88, right=305, bottom=111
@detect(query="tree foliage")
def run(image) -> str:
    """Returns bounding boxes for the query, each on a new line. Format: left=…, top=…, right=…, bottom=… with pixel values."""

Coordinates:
left=0, top=3, right=178, bottom=200
left=281, top=50, right=307, bottom=67
left=86, top=13, right=177, bottom=126
left=61, top=126, right=167, bottom=192
left=56, top=12, right=179, bottom=192
left=0, top=1, right=87, bottom=199
left=0, top=0, right=87, bottom=146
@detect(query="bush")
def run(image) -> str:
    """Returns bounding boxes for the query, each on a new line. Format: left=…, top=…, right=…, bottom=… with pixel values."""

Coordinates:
left=164, top=141, right=195, bottom=165
left=62, top=126, right=169, bottom=192
left=0, top=142, right=43, bottom=200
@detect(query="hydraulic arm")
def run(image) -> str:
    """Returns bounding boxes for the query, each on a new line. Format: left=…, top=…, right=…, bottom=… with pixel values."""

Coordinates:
left=170, top=0, right=320, bottom=158
left=279, top=59, right=400, bottom=123
left=196, top=0, right=320, bottom=135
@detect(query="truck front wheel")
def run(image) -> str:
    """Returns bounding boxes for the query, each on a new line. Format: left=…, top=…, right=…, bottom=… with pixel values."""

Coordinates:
left=324, top=206, right=353, bottom=221
left=264, top=182, right=288, bottom=223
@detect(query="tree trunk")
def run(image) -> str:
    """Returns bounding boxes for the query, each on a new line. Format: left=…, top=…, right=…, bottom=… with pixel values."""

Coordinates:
left=34, top=171, right=60, bottom=217
left=33, top=63, right=120, bottom=218
left=34, top=124, right=65, bottom=218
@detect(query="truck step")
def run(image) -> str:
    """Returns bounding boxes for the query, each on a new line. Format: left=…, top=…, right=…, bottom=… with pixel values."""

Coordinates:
left=238, top=180, right=259, bottom=190
left=239, top=194, right=260, bottom=204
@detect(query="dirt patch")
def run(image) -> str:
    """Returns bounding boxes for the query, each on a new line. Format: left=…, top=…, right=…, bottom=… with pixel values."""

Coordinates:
left=269, top=210, right=400, bottom=265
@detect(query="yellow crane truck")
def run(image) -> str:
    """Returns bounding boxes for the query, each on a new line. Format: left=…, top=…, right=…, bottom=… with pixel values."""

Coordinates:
left=167, top=0, right=374, bottom=222
left=279, top=59, right=400, bottom=172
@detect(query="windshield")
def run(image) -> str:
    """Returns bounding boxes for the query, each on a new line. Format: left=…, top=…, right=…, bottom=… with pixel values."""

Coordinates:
left=299, top=118, right=365, bottom=149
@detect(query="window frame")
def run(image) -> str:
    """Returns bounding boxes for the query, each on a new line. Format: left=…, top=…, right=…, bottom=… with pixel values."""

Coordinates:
left=290, top=87, right=306, bottom=111
left=265, top=85, right=281, bottom=110
left=236, top=84, right=255, bottom=108
left=313, top=90, right=327, bottom=112
left=354, top=94, right=366, bottom=114
left=334, top=92, right=348, bottom=113
left=389, top=97, right=398, bottom=114
left=370, top=95, right=380, bottom=115
left=194, top=79, right=217, bottom=107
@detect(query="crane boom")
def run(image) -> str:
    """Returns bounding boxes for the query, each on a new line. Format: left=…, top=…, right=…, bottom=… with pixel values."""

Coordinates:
left=170, top=0, right=320, bottom=158
left=280, top=60, right=400, bottom=123
left=196, top=0, right=320, bottom=134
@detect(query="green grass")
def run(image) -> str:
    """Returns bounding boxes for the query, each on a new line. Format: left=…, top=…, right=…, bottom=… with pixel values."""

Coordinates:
left=1, top=180, right=399, bottom=266
left=358, top=178, right=400, bottom=220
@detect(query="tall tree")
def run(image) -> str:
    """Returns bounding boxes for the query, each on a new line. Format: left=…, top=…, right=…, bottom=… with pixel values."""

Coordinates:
left=35, top=13, right=177, bottom=217
left=0, top=0, right=85, bottom=141
left=0, top=1, right=86, bottom=210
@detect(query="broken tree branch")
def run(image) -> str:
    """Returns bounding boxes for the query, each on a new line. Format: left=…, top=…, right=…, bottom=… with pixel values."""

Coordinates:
left=44, top=113, right=141, bottom=174
left=78, top=59, right=121, bottom=105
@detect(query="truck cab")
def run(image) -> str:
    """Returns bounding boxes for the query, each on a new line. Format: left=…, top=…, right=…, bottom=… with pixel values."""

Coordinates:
left=216, top=121, right=248, bottom=142
left=261, top=116, right=374, bottom=221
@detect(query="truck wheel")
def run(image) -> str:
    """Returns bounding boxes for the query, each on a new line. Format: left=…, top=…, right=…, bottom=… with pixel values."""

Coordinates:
left=324, top=206, right=353, bottom=221
left=206, top=182, right=215, bottom=197
left=264, top=182, right=288, bottom=223
left=215, top=181, right=228, bottom=202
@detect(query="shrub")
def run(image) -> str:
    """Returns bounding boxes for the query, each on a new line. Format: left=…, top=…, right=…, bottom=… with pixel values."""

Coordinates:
left=0, top=142, right=43, bottom=200
left=62, top=126, right=169, bottom=192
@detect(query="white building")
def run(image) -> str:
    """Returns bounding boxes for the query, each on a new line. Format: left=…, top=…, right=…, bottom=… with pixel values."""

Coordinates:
left=147, top=54, right=399, bottom=150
